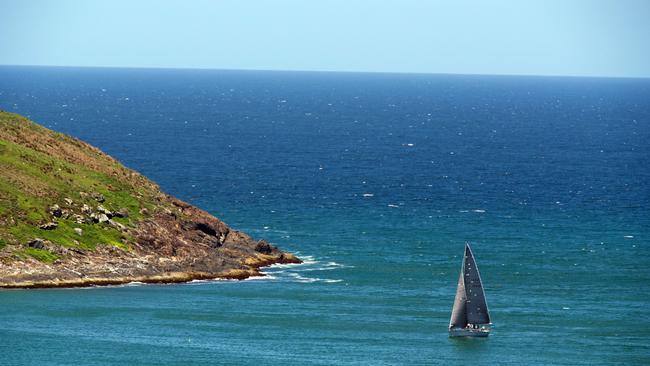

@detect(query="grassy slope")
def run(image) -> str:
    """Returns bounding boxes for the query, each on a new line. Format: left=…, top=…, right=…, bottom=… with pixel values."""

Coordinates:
left=0, top=111, right=166, bottom=261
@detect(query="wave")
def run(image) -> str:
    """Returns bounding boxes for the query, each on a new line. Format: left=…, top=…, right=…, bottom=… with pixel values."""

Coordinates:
left=286, top=273, right=342, bottom=284
left=244, top=274, right=277, bottom=281
left=261, top=254, right=348, bottom=284
left=125, top=281, right=146, bottom=286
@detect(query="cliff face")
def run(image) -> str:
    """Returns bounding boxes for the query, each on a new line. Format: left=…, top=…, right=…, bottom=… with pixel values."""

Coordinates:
left=0, top=111, right=299, bottom=288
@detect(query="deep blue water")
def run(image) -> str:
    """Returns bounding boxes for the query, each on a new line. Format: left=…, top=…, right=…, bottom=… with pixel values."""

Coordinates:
left=0, top=66, right=649, bottom=365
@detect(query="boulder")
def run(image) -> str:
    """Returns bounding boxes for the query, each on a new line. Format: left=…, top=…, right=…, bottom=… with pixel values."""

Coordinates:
left=90, top=212, right=109, bottom=223
left=39, top=222, right=58, bottom=230
left=74, top=228, right=83, bottom=236
left=81, top=204, right=92, bottom=214
left=108, top=219, right=126, bottom=231
left=49, top=204, right=62, bottom=217
left=97, top=204, right=113, bottom=217
left=113, top=208, right=129, bottom=218
left=64, top=198, right=73, bottom=205
left=73, top=214, right=86, bottom=224
left=27, top=238, right=45, bottom=249
left=92, top=192, right=105, bottom=202
left=255, top=240, right=273, bottom=254
left=194, top=222, right=217, bottom=236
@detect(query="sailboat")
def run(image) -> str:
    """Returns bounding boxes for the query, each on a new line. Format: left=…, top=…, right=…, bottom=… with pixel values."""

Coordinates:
left=449, top=243, right=492, bottom=337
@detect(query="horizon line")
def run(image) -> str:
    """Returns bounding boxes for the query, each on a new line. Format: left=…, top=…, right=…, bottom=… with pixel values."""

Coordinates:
left=1, top=63, right=649, bottom=81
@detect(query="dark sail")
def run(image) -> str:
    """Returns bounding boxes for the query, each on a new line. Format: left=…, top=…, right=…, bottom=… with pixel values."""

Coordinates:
left=449, top=243, right=491, bottom=329
left=463, top=244, right=491, bottom=325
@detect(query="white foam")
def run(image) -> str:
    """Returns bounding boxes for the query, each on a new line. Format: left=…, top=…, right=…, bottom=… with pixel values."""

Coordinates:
left=300, top=256, right=318, bottom=265
left=295, top=266, right=337, bottom=272
left=185, top=278, right=236, bottom=285
left=326, top=261, right=345, bottom=267
left=362, top=193, right=374, bottom=197
left=624, top=235, right=634, bottom=239
left=472, top=209, right=486, bottom=213
left=262, top=254, right=349, bottom=284
left=244, top=274, right=277, bottom=281
left=388, top=204, right=399, bottom=208
left=268, top=262, right=304, bottom=269
left=286, top=273, right=341, bottom=284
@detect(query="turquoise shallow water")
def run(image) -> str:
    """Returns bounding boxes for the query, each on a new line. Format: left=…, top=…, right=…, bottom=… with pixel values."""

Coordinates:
left=0, top=66, right=649, bottom=365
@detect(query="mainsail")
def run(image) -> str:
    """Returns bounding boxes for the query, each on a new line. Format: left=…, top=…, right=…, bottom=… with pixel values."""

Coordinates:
left=449, top=243, right=491, bottom=328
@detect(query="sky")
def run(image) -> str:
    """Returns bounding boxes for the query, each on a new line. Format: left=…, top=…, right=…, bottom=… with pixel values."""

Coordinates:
left=1, top=0, right=649, bottom=78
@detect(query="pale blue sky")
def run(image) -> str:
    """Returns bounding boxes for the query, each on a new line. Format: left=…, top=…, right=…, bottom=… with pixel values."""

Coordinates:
left=1, top=0, right=648, bottom=77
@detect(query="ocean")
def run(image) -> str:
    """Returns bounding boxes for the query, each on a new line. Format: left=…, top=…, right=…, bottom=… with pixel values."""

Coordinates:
left=0, top=66, right=648, bottom=365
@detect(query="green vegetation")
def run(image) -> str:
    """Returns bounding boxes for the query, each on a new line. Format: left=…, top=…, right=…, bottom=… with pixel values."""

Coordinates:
left=17, top=247, right=60, bottom=263
left=0, top=111, right=169, bottom=260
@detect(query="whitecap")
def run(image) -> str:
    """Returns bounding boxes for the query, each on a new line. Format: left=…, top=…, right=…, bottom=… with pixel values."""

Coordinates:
left=326, top=261, right=345, bottom=267
left=472, top=209, right=486, bottom=213
left=292, top=274, right=326, bottom=283
left=244, top=274, right=277, bottom=281
left=300, top=256, right=318, bottom=265
left=268, top=262, right=304, bottom=269
left=388, top=204, right=399, bottom=208
left=362, top=193, right=374, bottom=197
left=294, top=266, right=337, bottom=272
left=624, top=235, right=634, bottom=239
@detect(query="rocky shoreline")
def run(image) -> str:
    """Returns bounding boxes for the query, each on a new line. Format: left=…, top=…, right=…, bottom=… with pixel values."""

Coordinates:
left=0, top=258, right=299, bottom=290
left=0, top=196, right=301, bottom=289
left=0, top=112, right=301, bottom=289
left=0, top=193, right=301, bottom=289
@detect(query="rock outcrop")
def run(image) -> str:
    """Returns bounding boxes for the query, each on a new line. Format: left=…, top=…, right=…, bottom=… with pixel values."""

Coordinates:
left=0, top=111, right=300, bottom=288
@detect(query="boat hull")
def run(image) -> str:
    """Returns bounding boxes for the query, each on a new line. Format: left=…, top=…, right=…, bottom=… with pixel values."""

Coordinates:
left=448, top=328, right=490, bottom=337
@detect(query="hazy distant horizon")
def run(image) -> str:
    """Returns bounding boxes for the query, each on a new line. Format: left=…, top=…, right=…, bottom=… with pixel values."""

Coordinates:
left=2, top=63, right=649, bottom=80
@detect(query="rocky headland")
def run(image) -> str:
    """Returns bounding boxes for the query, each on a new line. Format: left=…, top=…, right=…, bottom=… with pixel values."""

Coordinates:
left=0, top=111, right=300, bottom=288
